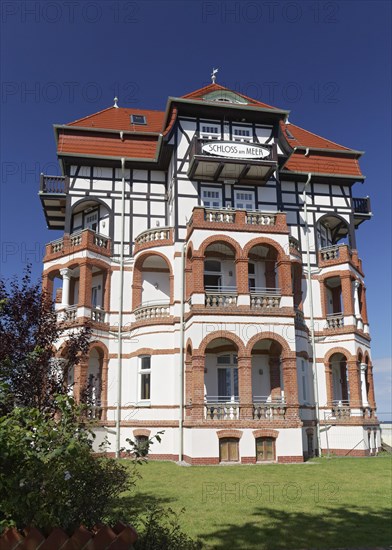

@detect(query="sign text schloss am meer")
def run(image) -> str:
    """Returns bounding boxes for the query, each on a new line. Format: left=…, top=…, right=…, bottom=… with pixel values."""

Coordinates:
left=202, top=141, right=270, bottom=159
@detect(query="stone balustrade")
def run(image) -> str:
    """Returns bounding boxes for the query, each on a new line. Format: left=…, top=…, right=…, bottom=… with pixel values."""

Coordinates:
left=250, top=290, right=281, bottom=308
left=326, top=313, right=344, bottom=329
left=253, top=402, right=287, bottom=420
left=205, top=208, right=235, bottom=223
left=205, top=291, right=238, bottom=307
left=134, top=302, right=170, bottom=321
left=91, top=308, right=106, bottom=323
left=205, top=402, right=240, bottom=420
left=45, top=229, right=111, bottom=260
left=246, top=212, right=276, bottom=226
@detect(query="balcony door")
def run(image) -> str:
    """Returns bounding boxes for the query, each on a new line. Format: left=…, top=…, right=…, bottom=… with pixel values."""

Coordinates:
left=201, top=187, right=222, bottom=208
left=217, top=354, right=238, bottom=402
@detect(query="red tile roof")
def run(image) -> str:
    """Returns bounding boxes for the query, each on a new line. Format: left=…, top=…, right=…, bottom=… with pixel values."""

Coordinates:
left=57, top=131, right=158, bottom=159
left=68, top=107, right=165, bottom=133
left=280, top=121, right=352, bottom=151
left=284, top=152, right=363, bottom=177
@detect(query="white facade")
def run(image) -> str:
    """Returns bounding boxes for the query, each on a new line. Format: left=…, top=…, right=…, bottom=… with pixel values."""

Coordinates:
left=40, top=83, right=380, bottom=463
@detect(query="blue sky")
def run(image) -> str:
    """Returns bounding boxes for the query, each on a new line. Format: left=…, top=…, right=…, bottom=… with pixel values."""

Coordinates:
left=0, top=0, right=391, bottom=417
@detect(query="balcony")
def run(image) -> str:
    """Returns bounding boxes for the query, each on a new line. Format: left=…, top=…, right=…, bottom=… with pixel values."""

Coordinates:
left=205, top=287, right=238, bottom=308
left=39, top=174, right=69, bottom=230
left=250, top=288, right=281, bottom=309
left=44, top=229, right=111, bottom=262
left=187, top=206, right=287, bottom=237
left=253, top=397, right=287, bottom=420
left=353, top=196, right=372, bottom=228
left=318, top=244, right=362, bottom=273
left=133, top=301, right=170, bottom=321
left=133, top=226, right=174, bottom=253
left=187, top=138, right=277, bottom=183
left=326, top=312, right=344, bottom=329
left=205, top=400, right=240, bottom=421
left=57, top=305, right=108, bottom=325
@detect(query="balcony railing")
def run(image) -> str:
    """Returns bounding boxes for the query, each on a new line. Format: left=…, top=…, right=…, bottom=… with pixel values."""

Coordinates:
left=204, top=208, right=235, bottom=223
left=246, top=211, right=277, bottom=226
left=134, top=301, right=170, bottom=321
left=331, top=400, right=351, bottom=418
left=135, top=227, right=172, bottom=245
left=353, top=197, right=371, bottom=215
left=40, top=174, right=68, bottom=194
left=205, top=287, right=238, bottom=307
left=326, top=312, right=344, bottom=329
left=91, top=308, right=106, bottom=323
left=205, top=399, right=240, bottom=420
left=253, top=398, right=287, bottom=420
left=45, top=229, right=111, bottom=259
left=250, top=288, right=281, bottom=308
left=319, top=244, right=351, bottom=261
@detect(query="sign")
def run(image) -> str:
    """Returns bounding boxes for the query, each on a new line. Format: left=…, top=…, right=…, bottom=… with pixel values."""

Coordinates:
left=201, top=141, right=270, bottom=159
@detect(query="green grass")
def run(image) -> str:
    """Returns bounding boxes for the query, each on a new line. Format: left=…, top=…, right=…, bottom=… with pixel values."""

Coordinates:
left=119, top=455, right=392, bottom=549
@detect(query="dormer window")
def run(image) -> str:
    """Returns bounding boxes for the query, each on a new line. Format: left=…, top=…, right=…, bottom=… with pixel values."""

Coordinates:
left=131, top=114, right=147, bottom=125
left=201, top=124, right=220, bottom=140
left=233, top=127, right=252, bottom=143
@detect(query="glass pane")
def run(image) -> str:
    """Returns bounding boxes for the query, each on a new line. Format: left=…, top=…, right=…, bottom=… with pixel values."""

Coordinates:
left=205, top=260, right=221, bottom=273
left=256, top=439, right=264, bottom=461
left=141, top=356, right=150, bottom=370
left=218, top=369, right=229, bottom=398
left=217, top=355, right=231, bottom=365
left=265, top=439, right=274, bottom=460
left=233, top=368, right=239, bottom=398
left=141, top=373, right=150, bottom=400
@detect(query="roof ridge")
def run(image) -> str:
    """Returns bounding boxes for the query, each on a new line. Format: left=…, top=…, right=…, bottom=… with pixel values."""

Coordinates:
left=67, top=105, right=116, bottom=126
left=182, top=82, right=277, bottom=110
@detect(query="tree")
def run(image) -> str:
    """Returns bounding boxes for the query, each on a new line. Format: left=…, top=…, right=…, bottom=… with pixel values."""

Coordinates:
left=0, top=266, right=91, bottom=415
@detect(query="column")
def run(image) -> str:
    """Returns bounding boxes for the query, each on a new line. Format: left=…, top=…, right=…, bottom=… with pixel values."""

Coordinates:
left=78, top=262, right=93, bottom=308
left=192, top=254, right=205, bottom=293
left=236, top=258, right=250, bottom=306
left=367, top=364, right=376, bottom=408
left=360, top=363, right=369, bottom=407
left=361, top=286, right=370, bottom=333
left=281, top=356, right=300, bottom=419
left=347, top=360, right=361, bottom=409
left=324, top=362, right=334, bottom=406
left=101, top=356, right=109, bottom=421
left=277, top=259, right=292, bottom=295
left=238, top=356, right=253, bottom=419
left=60, top=268, right=71, bottom=308
left=191, top=355, right=205, bottom=421
left=341, top=274, right=354, bottom=317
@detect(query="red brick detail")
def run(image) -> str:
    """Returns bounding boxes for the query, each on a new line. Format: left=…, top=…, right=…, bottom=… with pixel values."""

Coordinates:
left=277, top=456, right=304, bottom=463
left=198, top=233, right=242, bottom=258
left=241, top=456, right=256, bottom=464
left=196, top=330, right=247, bottom=357
left=236, top=257, right=249, bottom=294
left=238, top=356, right=253, bottom=419
left=132, top=251, right=173, bottom=310
left=367, top=364, right=376, bottom=408
left=326, top=448, right=370, bottom=457
left=318, top=245, right=362, bottom=273
left=347, top=360, right=362, bottom=408
left=324, top=347, right=354, bottom=365
left=133, top=228, right=174, bottom=254
left=281, top=357, right=299, bottom=409
left=43, top=229, right=112, bottom=263
left=133, top=429, right=151, bottom=437
left=187, top=209, right=288, bottom=240
left=252, top=429, right=279, bottom=439
left=341, top=274, right=355, bottom=316
left=246, top=332, right=292, bottom=356
left=183, top=455, right=220, bottom=465
left=216, top=429, right=243, bottom=439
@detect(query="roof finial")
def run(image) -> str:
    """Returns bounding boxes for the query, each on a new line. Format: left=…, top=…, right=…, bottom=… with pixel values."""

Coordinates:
left=211, top=68, right=219, bottom=84
left=113, top=97, right=119, bottom=108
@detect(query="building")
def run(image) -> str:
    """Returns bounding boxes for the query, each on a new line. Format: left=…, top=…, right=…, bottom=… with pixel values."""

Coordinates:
left=39, top=79, right=380, bottom=463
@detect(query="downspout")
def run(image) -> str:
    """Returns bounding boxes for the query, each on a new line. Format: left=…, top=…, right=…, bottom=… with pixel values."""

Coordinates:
left=115, top=157, right=126, bottom=458
left=178, top=242, right=186, bottom=462
left=302, top=173, right=322, bottom=456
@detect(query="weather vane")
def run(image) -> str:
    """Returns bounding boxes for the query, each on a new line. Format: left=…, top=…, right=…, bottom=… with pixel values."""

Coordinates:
left=211, top=68, right=219, bottom=84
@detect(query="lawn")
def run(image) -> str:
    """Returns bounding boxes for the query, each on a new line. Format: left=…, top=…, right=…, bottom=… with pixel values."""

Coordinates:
left=118, top=455, right=392, bottom=549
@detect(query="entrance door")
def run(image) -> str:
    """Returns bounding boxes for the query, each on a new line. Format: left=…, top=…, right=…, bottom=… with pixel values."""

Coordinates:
left=219, top=438, right=239, bottom=462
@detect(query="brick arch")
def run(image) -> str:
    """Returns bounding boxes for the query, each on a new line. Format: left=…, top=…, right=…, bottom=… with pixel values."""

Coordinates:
left=252, top=429, right=279, bottom=439
left=363, top=351, right=371, bottom=364
left=197, top=234, right=243, bottom=258
left=196, top=330, right=246, bottom=357
left=43, top=258, right=111, bottom=279
left=246, top=332, right=292, bottom=357
left=243, top=236, right=288, bottom=260
left=217, top=430, right=243, bottom=439
left=324, top=347, right=354, bottom=365
left=185, top=338, right=193, bottom=360
left=133, top=429, right=151, bottom=438
left=132, top=250, right=174, bottom=310
left=70, top=196, right=114, bottom=239
left=89, top=340, right=109, bottom=359
left=356, top=347, right=364, bottom=362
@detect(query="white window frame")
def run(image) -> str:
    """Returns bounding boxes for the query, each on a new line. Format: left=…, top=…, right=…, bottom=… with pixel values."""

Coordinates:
left=200, top=124, right=220, bottom=140
left=138, top=355, right=151, bottom=403
left=201, top=186, right=222, bottom=208
left=234, top=189, right=255, bottom=210
left=85, top=210, right=98, bottom=232
left=232, top=126, right=252, bottom=143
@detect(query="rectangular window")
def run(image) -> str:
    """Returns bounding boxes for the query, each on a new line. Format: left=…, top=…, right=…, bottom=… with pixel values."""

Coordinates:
left=233, top=127, right=252, bottom=142
left=85, top=211, right=98, bottom=232
left=301, top=360, right=308, bottom=402
left=131, top=114, right=147, bottom=125
left=201, top=187, right=222, bottom=208
left=219, top=438, right=239, bottom=462
left=201, top=124, right=220, bottom=140
left=234, top=190, right=255, bottom=210
left=256, top=437, right=275, bottom=462
left=139, top=356, right=151, bottom=401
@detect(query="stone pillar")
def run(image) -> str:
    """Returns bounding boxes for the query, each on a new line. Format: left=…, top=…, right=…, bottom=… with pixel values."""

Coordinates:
left=354, top=280, right=364, bottom=330
left=74, top=359, right=88, bottom=402
left=192, top=254, right=205, bottom=293
left=192, top=355, right=205, bottom=421
left=360, top=363, right=369, bottom=407
left=42, top=273, right=53, bottom=298
left=103, top=270, right=111, bottom=313
left=238, top=356, right=253, bottom=419
left=277, top=259, right=292, bottom=295
left=347, top=360, right=361, bottom=408
left=78, top=262, right=93, bottom=308
left=60, top=268, right=72, bottom=308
